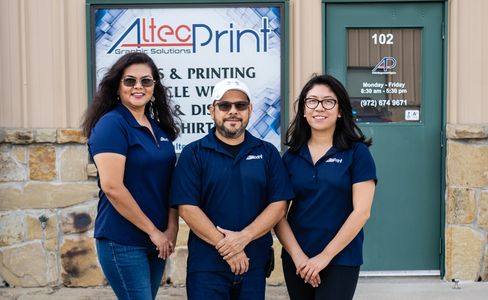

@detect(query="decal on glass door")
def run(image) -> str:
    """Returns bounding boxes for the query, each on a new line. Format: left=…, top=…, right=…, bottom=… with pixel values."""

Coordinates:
left=347, top=29, right=421, bottom=123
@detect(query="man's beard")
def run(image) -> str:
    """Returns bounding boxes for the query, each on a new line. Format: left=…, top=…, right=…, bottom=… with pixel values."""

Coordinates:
left=215, top=117, right=248, bottom=139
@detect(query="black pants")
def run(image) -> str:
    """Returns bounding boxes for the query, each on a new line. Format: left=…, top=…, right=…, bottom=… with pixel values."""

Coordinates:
left=282, top=256, right=360, bottom=300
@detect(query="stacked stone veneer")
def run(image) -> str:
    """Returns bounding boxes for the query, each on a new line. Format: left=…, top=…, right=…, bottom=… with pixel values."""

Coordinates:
left=0, top=128, right=103, bottom=287
left=2, top=125, right=488, bottom=286
left=445, top=124, right=488, bottom=281
left=0, top=128, right=286, bottom=287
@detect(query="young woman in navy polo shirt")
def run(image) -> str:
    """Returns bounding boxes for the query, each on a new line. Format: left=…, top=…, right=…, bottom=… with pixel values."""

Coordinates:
left=275, top=74, right=377, bottom=299
left=82, top=53, right=180, bottom=300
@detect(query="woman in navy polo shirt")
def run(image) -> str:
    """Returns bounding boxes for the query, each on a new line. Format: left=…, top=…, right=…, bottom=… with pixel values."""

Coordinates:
left=82, top=53, right=180, bottom=300
left=275, top=74, right=377, bottom=299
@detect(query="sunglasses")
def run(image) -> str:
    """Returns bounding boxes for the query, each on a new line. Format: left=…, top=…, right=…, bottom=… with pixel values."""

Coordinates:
left=214, top=101, right=250, bottom=112
left=121, top=77, right=156, bottom=87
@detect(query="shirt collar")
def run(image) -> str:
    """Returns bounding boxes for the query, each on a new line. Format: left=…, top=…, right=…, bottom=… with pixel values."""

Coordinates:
left=114, top=103, right=147, bottom=128
left=298, top=143, right=339, bottom=165
left=202, top=128, right=261, bottom=158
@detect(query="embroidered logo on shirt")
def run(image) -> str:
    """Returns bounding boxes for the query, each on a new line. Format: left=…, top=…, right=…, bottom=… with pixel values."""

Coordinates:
left=160, top=137, right=169, bottom=142
left=246, top=154, right=263, bottom=160
left=325, top=158, right=342, bottom=163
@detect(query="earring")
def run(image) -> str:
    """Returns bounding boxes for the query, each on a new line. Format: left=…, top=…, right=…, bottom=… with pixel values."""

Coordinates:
left=149, top=100, right=155, bottom=119
left=150, top=96, right=155, bottom=102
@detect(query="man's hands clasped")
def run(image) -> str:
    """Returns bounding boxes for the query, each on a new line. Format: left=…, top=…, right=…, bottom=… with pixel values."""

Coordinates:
left=216, top=226, right=252, bottom=275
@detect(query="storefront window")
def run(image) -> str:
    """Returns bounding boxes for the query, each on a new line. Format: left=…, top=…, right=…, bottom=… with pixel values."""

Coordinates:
left=347, top=28, right=421, bottom=123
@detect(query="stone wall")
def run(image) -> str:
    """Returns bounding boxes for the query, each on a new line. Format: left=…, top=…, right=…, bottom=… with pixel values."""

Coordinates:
left=0, top=128, right=286, bottom=287
left=0, top=128, right=104, bottom=287
left=445, top=124, right=488, bottom=281
left=6, top=124, right=487, bottom=286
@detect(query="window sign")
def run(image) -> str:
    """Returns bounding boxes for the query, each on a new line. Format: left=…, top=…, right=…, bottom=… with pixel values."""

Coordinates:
left=346, top=29, right=422, bottom=123
left=90, top=4, right=285, bottom=152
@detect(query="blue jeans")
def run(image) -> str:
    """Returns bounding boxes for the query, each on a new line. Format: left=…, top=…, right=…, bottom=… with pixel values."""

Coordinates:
left=96, top=238, right=166, bottom=300
left=186, top=268, right=266, bottom=300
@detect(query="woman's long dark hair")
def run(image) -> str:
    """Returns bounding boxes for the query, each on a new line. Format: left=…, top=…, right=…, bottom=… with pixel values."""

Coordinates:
left=82, top=52, right=180, bottom=140
left=286, top=74, right=371, bottom=152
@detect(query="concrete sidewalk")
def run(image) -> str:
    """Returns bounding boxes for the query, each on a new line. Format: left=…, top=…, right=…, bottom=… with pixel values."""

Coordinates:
left=1, top=277, right=487, bottom=299
left=354, top=277, right=488, bottom=300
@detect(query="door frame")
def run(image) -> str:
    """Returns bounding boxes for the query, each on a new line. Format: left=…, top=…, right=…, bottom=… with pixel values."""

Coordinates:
left=322, top=0, right=448, bottom=277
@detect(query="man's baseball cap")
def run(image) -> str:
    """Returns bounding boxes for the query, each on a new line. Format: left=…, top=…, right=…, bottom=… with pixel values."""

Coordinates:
left=211, top=79, right=252, bottom=102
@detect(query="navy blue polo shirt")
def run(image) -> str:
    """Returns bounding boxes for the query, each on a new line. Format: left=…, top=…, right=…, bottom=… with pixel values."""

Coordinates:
left=171, top=129, right=294, bottom=272
left=88, top=103, right=176, bottom=247
left=282, top=142, right=376, bottom=266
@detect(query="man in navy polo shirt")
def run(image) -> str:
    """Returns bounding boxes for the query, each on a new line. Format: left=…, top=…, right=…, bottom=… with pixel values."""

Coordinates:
left=171, top=79, right=294, bottom=300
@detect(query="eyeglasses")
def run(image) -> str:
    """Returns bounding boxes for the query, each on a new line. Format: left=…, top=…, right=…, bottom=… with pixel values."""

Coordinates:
left=121, top=77, right=156, bottom=88
left=304, top=97, right=337, bottom=110
left=214, top=101, right=250, bottom=112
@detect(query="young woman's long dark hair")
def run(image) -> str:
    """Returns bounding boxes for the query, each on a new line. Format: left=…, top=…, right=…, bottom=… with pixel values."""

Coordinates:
left=286, top=74, right=371, bottom=152
left=82, top=52, right=180, bottom=140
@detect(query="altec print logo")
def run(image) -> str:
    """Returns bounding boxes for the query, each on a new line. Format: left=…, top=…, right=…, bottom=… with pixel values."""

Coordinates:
left=325, top=158, right=342, bottom=163
left=246, top=154, right=263, bottom=160
left=372, top=57, right=397, bottom=75
left=108, top=17, right=271, bottom=54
